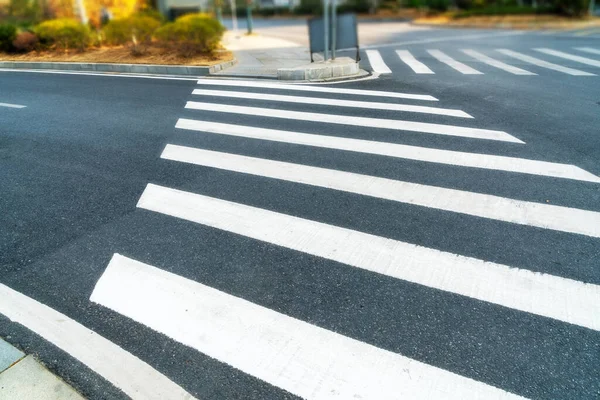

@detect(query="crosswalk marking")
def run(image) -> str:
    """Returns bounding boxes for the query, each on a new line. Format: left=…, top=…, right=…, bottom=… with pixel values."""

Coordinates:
left=365, top=49, right=392, bottom=74
left=427, top=50, right=483, bottom=75
left=175, top=119, right=600, bottom=183
left=535, top=48, right=600, bottom=68
left=576, top=47, right=600, bottom=56
left=162, top=144, right=600, bottom=237
left=497, top=49, right=596, bottom=76
left=461, top=49, right=536, bottom=75
left=0, top=283, right=195, bottom=400
left=137, top=184, right=600, bottom=332
left=0, top=102, right=26, bottom=108
left=191, top=89, right=472, bottom=118
left=197, top=78, right=438, bottom=101
left=396, top=50, right=435, bottom=74
left=92, top=254, right=527, bottom=400
left=185, top=102, right=523, bottom=143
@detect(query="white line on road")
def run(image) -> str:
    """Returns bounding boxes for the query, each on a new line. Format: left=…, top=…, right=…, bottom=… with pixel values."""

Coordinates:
left=461, top=49, right=536, bottom=75
left=497, top=49, right=596, bottom=76
left=427, top=50, right=483, bottom=75
left=534, top=48, right=600, bottom=68
left=196, top=78, right=438, bottom=101
left=162, top=145, right=600, bottom=238
left=363, top=31, right=524, bottom=49
left=191, top=89, right=471, bottom=118
left=0, top=283, right=196, bottom=400
left=575, top=47, right=600, bottom=56
left=175, top=119, right=599, bottom=183
left=137, top=184, right=600, bottom=332
left=396, top=50, right=435, bottom=74
left=184, top=102, right=523, bottom=143
left=92, top=254, right=528, bottom=400
left=0, top=102, right=26, bottom=108
left=0, top=68, right=200, bottom=81
left=365, top=50, right=392, bottom=74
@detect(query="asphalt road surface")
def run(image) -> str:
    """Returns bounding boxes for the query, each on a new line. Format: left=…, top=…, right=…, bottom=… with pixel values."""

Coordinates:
left=1, top=26, right=599, bottom=400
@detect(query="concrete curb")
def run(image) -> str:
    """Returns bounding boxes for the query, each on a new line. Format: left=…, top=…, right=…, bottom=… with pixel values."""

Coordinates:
left=277, top=57, right=361, bottom=81
left=0, top=59, right=236, bottom=76
left=0, top=338, right=85, bottom=399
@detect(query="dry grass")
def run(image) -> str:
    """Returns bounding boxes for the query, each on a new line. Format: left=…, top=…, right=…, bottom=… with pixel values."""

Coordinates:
left=414, top=14, right=600, bottom=29
left=0, top=45, right=234, bottom=66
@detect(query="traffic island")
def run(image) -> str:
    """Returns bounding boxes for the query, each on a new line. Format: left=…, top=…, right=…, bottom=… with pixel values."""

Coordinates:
left=277, top=56, right=363, bottom=81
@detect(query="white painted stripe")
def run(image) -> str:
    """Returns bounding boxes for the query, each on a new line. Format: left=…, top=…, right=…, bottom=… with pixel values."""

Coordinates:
left=0, top=102, right=26, bottom=108
left=363, top=31, right=524, bottom=49
left=427, top=50, right=483, bottom=75
left=137, top=184, right=600, bottom=332
left=0, top=283, right=196, bottom=400
left=396, top=50, right=435, bottom=74
left=0, top=68, right=199, bottom=81
left=497, top=49, right=596, bottom=76
left=185, top=102, right=523, bottom=143
left=461, top=50, right=536, bottom=75
left=191, top=89, right=471, bottom=118
left=162, top=145, right=600, bottom=238
left=92, top=254, right=528, bottom=400
left=175, top=119, right=600, bottom=183
left=576, top=47, right=600, bottom=56
left=535, top=48, right=600, bottom=68
left=573, top=29, right=600, bottom=36
left=365, top=50, right=392, bottom=74
left=197, top=78, right=438, bottom=101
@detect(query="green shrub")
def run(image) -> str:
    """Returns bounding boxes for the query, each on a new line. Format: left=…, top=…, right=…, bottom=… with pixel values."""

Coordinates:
left=34, top=19, right=90, bottom=51
left=154, top=13, right=224, bottom=56
left=453, top=5, right=555, bottom=17
left=554, top=0, right=589, bottom=16
left=0, top=23, right=17, bottom=52
left=427, top=0, right=449, bottom=11
left=104, top=16, right=161, bottom=46
left=338, top=0, right=371, bottom=13
left=295, top=0, right=322, bottom=14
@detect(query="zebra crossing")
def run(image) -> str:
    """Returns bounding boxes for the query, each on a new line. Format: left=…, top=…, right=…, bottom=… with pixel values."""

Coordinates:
left=365, top=46, right=600, bottom=77
left=79, top=78, right=600, bottom=398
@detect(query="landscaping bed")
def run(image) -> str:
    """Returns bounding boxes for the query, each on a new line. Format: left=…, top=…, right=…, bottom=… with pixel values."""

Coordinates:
left=0, top=13, right=230, bottom=67
left=413, top=13, right=600, bottom=29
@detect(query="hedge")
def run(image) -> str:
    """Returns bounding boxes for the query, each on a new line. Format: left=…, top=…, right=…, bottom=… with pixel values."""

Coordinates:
left=154, top=13, right=224, bottom=56
left=35, top=19, right=90, bottom=51
left=104, top=16, right=161, bottom=45
left=0, top=24, right=17, bottom=52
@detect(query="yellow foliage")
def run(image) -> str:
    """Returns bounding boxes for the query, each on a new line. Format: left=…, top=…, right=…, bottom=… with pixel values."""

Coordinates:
left=46, top=0, right=142, bottom=27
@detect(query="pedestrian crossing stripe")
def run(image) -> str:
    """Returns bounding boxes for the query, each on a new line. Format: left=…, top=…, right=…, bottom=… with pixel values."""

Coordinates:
left=175, top=118, right=600, bottom=183
left=92, top=254, right=528, bottom=400
left=365, top=49, right=392, bottom=74
left=576, top=47, right=600, bottom=56
left=497, top=49, right=596, bottom=76
left=461, top=49, right=536, bottom=76
left=197, top=78, right=438, bottom=101
left=396, top=50, right=435, bottom=74
left=185, top=101, right=523, bottom=143
left=136, top=183, right=600, bottom=332
left=161, top=144, right=600, bottom=238
left=191, top=89, right=472, bottom=118
left=535, top=48, right=600, bottom=68
left=428, top=49, right=483, bottom=75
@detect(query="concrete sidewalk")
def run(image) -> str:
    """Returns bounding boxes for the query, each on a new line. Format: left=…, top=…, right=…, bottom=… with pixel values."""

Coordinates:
left=0, top=337, right=84, bottom=400
left=217, top=31, right=364, bottom=81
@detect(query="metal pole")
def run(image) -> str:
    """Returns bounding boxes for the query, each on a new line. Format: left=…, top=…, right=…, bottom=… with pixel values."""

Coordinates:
left=331, top=0, right=337, bottom=60
left=246, top=0, right=253, bottom=34
left=590, top=0, right=596, bottom=15
left=323, top=0, right=329, bottom=61
left=74, top=0, right=88, bottom=24
left=230, top=0, right=238, bottom=34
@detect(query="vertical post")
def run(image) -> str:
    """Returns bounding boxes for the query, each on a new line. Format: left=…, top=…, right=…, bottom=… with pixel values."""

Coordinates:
left=323, top=0, right=329, bottom=61
left=590, top=0, right=596, bottom=15
left=74, top=0, right=88, bottom=24
left=230, top=0, right=238, bottom=34
left=215, top=0, right=223, bottom=24
left=246, top=0, right=253, bottom=34
left=331, top=0, right=337, bottom=60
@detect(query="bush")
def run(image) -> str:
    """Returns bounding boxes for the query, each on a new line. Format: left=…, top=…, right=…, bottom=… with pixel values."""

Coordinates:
left=554, top=0, right=589, bottom=16
left=427, top=0, right=449, bottom=11
left=0, top=23, right=17, bottom=52
left=338, top=0, right=371, bottom=13
left=154, top=13, right=224, bottom=56
left=104, top=16, right=161, bottom=46
left=12, top=31, right=38, bottom=52
left=453, top=5, right=555, bottom=17
left=35, top=19, right=90, bottom=51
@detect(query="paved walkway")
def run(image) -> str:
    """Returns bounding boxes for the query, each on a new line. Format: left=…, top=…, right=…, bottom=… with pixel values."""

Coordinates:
left=0, top=338, right=84, bottom=399
left=217, top=32, right=313, bottom=78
